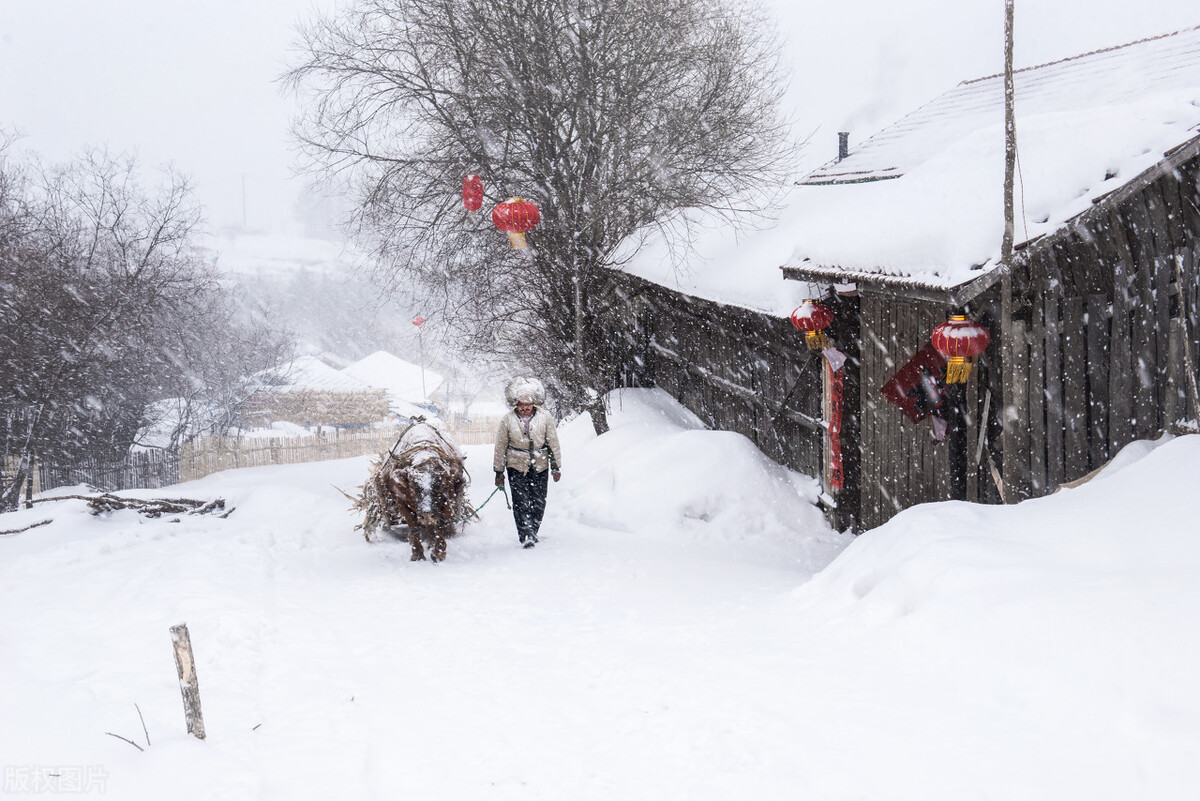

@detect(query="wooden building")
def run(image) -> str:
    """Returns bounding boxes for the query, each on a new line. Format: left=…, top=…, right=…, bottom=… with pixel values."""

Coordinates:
left=780, top=27, right=1200, bottom=529
left=606, top=26, right=1200, bottom=532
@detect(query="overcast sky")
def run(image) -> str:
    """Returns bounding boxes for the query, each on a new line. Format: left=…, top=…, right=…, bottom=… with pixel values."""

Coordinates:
left=1, top=0, right=1196, bottom=239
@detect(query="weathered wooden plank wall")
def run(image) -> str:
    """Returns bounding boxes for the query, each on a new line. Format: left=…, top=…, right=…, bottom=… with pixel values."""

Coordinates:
left=1001, top=154, right=1200, bottom=496
left=1060, top=296, right=1089, bottom=479
left=853, top=152, right=1198, bottom=525
left=597, top=274, right=825, bottom=481
left=857, top=293, right=955, bottom=530
left=1043, top=284, right=1065, bottom=489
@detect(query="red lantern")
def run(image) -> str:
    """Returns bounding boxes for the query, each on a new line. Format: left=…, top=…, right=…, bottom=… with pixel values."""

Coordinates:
left=790, top=300, right=834, bottom=350
left=463, top=175, right=483, bottom=213
left=491, top=197, right=540, bottom=249
left=931, top=314, right=990, bottom=383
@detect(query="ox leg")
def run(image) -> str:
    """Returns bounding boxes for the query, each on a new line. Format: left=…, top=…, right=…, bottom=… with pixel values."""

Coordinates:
left=431, top=531, right=447, bottom=563
left=408, top=529, right=426, bottom=561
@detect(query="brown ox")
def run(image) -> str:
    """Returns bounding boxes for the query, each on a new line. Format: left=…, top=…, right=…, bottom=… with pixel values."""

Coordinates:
left=374, top=425, right=468, bottom=562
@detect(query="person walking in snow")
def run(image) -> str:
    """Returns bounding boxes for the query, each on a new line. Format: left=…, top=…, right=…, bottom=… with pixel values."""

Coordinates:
left=494, top=378, right=562, bottom=548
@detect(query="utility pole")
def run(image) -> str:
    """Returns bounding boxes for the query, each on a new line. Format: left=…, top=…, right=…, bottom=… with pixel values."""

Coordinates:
left=1000, top=0, right=1018, bottom=502
left=413, top=315, right=427, bottom=400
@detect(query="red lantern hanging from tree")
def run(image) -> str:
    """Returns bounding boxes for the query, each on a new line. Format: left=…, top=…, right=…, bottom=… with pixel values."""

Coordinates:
left=931, top=314, right=990, bottom=383
left=790, top=300, right=835, bottom=350
left=463, top=175, right=483, bottom=213
left=491, top=197, right=540, bottom=249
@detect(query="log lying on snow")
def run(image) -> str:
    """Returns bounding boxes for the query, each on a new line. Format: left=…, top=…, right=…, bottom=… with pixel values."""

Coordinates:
left=30, top=493, right=233, bottom=519
left=0, top=518, right=52, bottom=536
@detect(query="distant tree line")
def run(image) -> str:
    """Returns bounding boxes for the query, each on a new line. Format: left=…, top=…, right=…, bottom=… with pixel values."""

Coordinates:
left=0, top=143, right=290, bottom=510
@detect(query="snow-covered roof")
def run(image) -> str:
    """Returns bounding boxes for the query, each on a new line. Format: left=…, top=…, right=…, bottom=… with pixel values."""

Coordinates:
left=618, top=26, right=1200, bottom=312
left=785, top=25, right=1200, bottom=290
left=342, top=351, right=443, bottom=405
left=272, top=355, right=374, bottom=392
left=614, top=206, right=824, bottom=318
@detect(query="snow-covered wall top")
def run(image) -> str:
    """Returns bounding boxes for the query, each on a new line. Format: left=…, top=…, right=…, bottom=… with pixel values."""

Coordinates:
left=786, top=25, right=1200, bottom=289
left=619, top=25, right=1200, bottom=311
left=614, top=205, right=825, bottom=319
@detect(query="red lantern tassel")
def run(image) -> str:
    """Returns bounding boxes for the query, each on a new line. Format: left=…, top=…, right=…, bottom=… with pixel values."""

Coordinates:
left=946, top=357, right=973, bottom=384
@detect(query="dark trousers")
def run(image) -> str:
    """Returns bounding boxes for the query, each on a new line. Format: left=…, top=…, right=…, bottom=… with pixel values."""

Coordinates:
left=507, top=467, right=549, bottom=542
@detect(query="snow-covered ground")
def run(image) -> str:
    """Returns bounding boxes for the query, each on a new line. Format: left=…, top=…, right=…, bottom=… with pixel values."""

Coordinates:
left=2, top=389, right=1199, bottom=799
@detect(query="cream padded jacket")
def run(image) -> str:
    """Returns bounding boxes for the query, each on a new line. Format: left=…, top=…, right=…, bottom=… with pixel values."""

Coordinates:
left=493, top=408, right=563, bottom=474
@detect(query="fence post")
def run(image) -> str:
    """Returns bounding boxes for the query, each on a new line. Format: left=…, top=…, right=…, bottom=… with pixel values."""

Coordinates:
left=25, top=456, right=35, bottom=508
left=169, top=623, right=206, bottom=740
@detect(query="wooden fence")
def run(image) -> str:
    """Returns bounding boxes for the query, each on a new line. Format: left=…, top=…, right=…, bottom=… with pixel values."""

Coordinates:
left=2, top=415, right=503, bottom=499
left=442, top=415, right=504, bottom=446
left=1, top=450, right=181, bottom=496
left=597, top=273, right=827, bottom=480
left=178, top=428, right=398, bottom=482
left=178, top=420, right=501, bottom=483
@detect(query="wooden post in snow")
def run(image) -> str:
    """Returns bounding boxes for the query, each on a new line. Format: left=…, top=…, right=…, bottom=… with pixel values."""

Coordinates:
left=999, top=0, right=1021, bottom=502
left=170, top=623, right=206, bottom=740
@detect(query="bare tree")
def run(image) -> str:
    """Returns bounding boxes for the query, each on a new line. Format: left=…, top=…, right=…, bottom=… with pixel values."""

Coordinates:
left=141, top=292, right=292, bottom=449
left=0, top=147, right=291, bottom=509
left=285, top=0, right=796, bottom=430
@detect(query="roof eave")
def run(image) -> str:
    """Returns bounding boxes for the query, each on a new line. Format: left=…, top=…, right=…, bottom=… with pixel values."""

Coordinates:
left=795, top=171, right=903, bottom=187
left=781, top=262, right=1003, bottom=307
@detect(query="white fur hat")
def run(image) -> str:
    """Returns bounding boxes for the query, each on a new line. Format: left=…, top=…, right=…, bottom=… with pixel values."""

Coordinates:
left=505, top=377, right=546, bottom=406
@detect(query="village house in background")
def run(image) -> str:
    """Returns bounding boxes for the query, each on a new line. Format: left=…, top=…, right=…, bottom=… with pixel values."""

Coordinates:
left=176, top=351, right=500, bottom=485
left=341, top=350, right=507, bottom=440
left=341, top=350, right=444, bottom=421
left=604, top=25, right=1200, bottom=531
left=243, top=355, right=390, bottom=430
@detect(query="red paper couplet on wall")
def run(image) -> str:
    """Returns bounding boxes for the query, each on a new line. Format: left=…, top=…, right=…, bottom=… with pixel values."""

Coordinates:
left=828, top=363, right=845, bottom=492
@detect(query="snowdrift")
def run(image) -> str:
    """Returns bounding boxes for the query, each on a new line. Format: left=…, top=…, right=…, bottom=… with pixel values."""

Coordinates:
left=773, top=433, right=1200, bottom=799
left=556, top=388, right=843, bottom=573
left=802, top=433, right=1192, bottom=615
